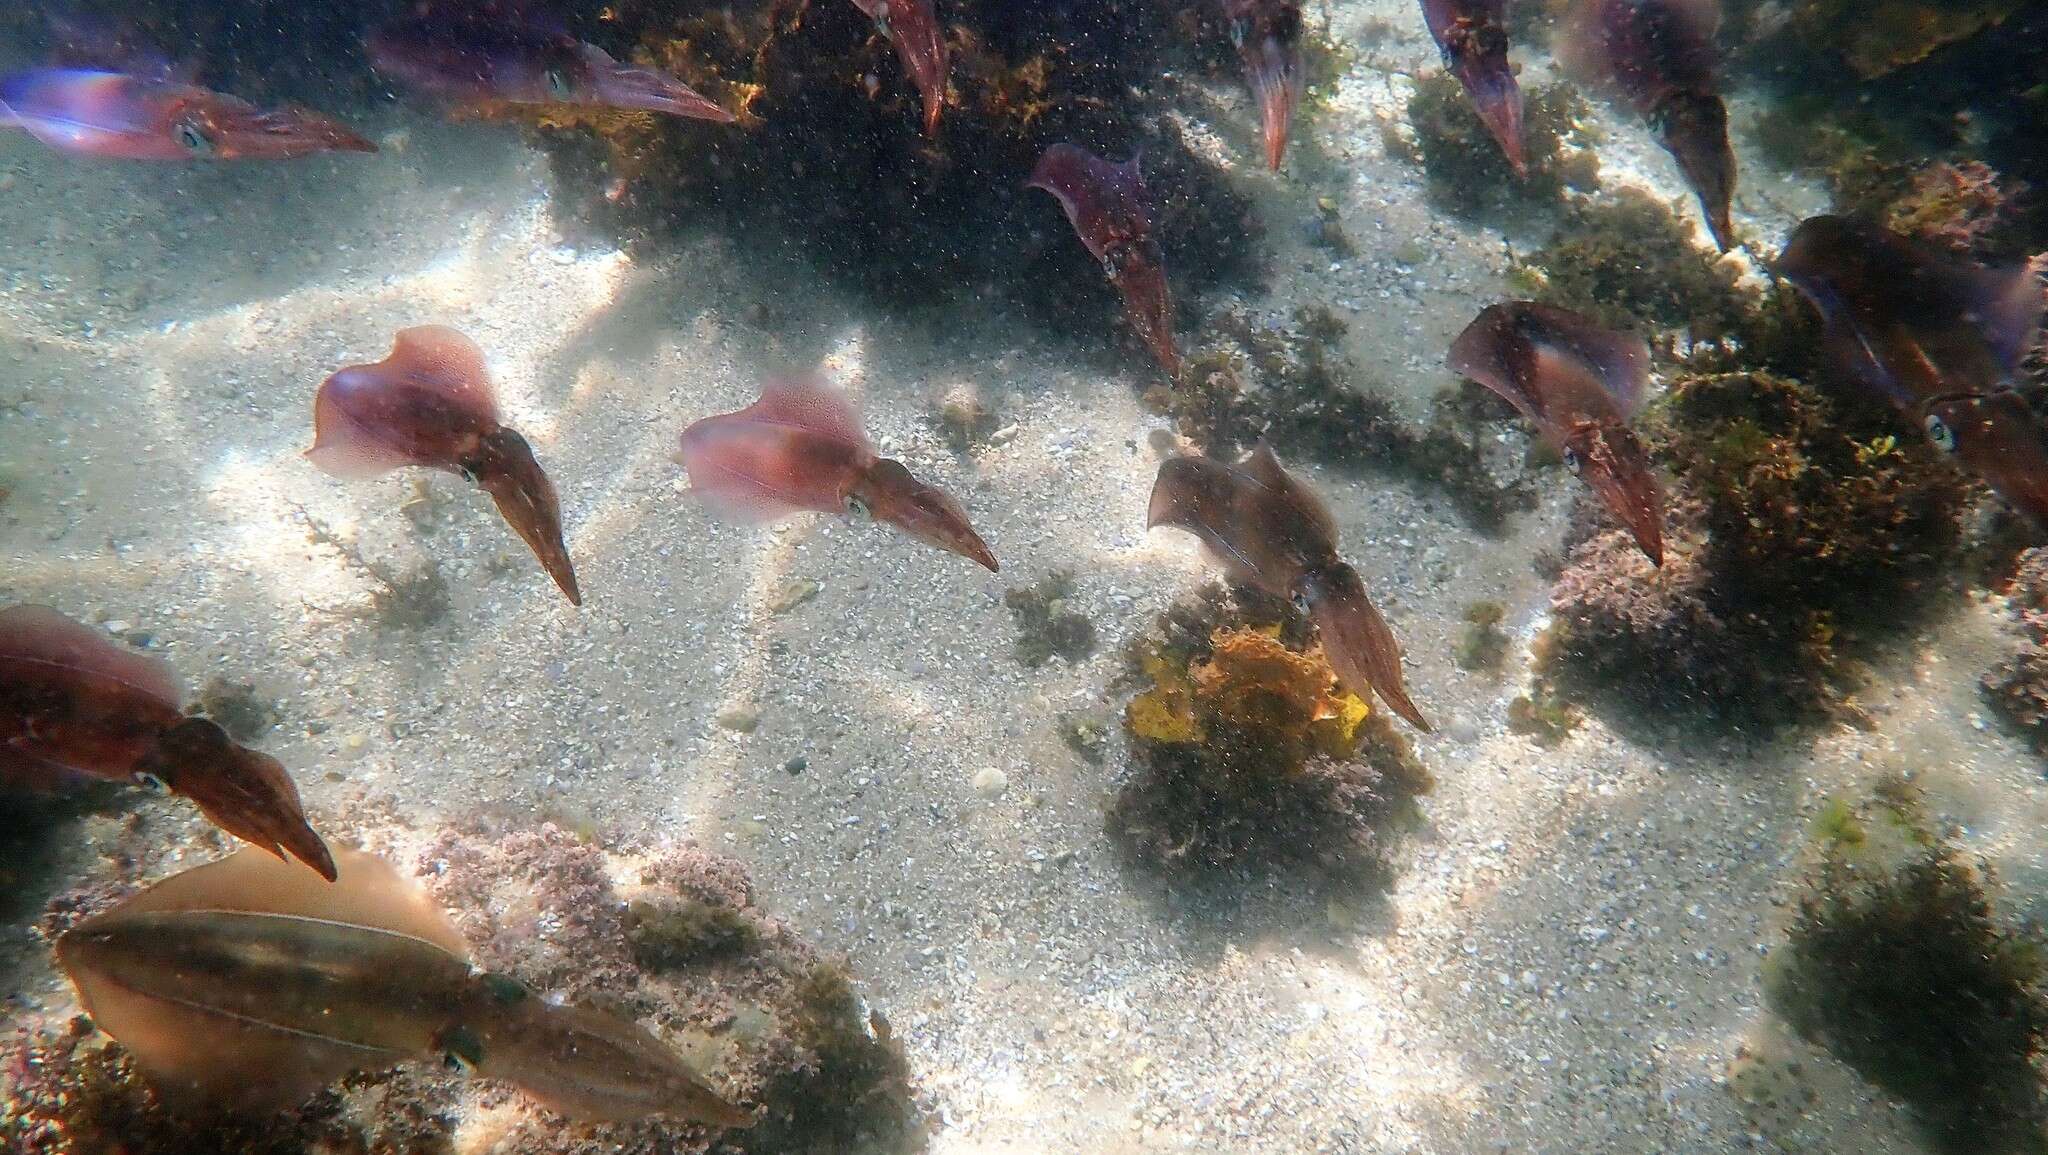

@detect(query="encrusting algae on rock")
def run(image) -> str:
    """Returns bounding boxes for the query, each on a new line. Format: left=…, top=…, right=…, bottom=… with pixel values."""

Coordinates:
left=1108, top=587, right=1431, bottom=900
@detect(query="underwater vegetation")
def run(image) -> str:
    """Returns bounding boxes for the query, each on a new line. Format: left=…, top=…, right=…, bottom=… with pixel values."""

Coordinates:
left=1, top=821, right=923, bottom=1155
left=1394, top=74, right=1599, bottom=217
left=1983, top=547, right=2048, bottom=758
left=1107, top=585, right=1432, bottom=896
left=1539, top=370, right=1967, bottom=725
left=1004, top=569, right=1098, bottom=668
left=1454, top=601, right=1509, bottom=673
left=1162, top=301, right=1538, bottom=531
left=530, top=0, right=1265, bottom=358
left=1766, top=778, right=2048, bottom=1152
left=1510, top=189, right=1751, bottom=341
left=1729, top=0, right=2048, bottom=257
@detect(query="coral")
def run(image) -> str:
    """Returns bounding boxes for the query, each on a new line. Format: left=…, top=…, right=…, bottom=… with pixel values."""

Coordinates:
left=1004, top=569, right=1098, bottom=668
left=1513, top=190, right=1751, bottom=341
left=6, top=823, right=924, bottom=1155
left=1398, top=74, right=1599, bottom=217
left=1766, top=779, right=2048, bottom=1151
left=532, top=1, right=1262, bottom=358
left=1539, top=372, right=1968, bottom=725
left=1157, top=301, right=1537, bottom=531
left=1107, top=585, right=1432, bottom=890
left=1454, top=601, right=1509, bottom=673
left=1983, top=546, right=2048, bottom=756
left=192, top=676, right=279, bottom=744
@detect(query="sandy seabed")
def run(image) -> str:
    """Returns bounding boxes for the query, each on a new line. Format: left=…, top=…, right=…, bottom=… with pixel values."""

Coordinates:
left=3, top=2, right=2045, bottom=1152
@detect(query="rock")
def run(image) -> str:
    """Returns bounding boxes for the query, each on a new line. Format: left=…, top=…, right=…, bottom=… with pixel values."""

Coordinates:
left=767, top=579, right=820, bottom=614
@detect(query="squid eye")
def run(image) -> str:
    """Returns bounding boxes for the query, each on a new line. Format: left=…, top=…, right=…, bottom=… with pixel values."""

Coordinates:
left=845, top=493, right=872, bottom=519
left=133, top=771, right=169, bottom=794
left=1924, top=413, right=1958, bottom=454
left=544, top=68, right=574, bottom=99
left=173, top=120, right=213, bottom=156
left=439, top=1026, right=484, bottom=1074
left=1561, top=446, right=1583, bottom=473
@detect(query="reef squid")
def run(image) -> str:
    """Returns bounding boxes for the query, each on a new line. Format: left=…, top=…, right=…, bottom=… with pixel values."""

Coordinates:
left=1420, top=0, right=1525, bottom=175
left=307, top=326, right=583, bottom=606
left=1148, top=445, right=1432, bottom=731
left=0, top=605, right=334, bottom=879
left=1449, top=301, right=1665, bottom=565
left=0, top=69, right=374, bottom=160
left=1027, top=143, right=1180, bottom=375
left=1222, top=0, right=1305, bottom=171
left=367, top=6, right=735, bottom=122
left=675, top=374, right=999, bottom=572
left=1559, top=0, right=1737, bottom=250
left=57, top=845, right=754, bottom=1125
left=850, top=0, right=949, bottom=136
left=1777, top=214, right=2048, bottom=525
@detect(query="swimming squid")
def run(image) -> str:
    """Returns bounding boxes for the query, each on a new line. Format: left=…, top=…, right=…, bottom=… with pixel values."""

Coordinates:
left=307, top=326, right=583, bottom=606
left=0, top=70, right=375, bottom=160
left=0, top=605, right=334, bottom=879
left=850, top=0, right=949, bottom=136
left=56, top=846, right=753, bottom=1126
left=1420, top=0, right=1525, bottom=175
left=675, top=375, right=998, bottom=572
left=1147, top=446, right=1432, bottom=730
left=1449, top=301, right=1665, bottom=565
left=1559, top=0, right=1737, bottom=250
left=1777, top=214, right=2048, bottom=525
left=367, top=7, right=735, bottom=122
left=1027, top=143, right=1179, bottom=375
left=1223, top=0, right=1305, bottom=171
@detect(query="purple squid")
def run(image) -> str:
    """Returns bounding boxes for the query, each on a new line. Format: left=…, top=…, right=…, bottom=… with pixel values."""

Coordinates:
left=675, top=374, right=998, bottom=572
left=1148, top=445, right=1431, bottom=731
left=307, top=326, right=583, bottom=605
left=850, top=0, right=949, bottom=136
left=1027, top=143, right=1179, bottom=375
left=1559, top=0, right=1737, bottom=250
left=1420, top=0, right=1525, bottom=176
left=0, top=605, right=335, bottom=879
left=1777, top=214, right=2048, bottom=526
left=0, top=70, right=374, bottom=160
left=367, top=6, right=734, bottom=122
left=1450, top=302, right=1665, bottom=565
left=1222, top=0, right=1305, bottom=171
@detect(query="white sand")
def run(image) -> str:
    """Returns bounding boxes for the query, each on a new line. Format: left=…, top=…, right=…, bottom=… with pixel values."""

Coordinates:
left=3, top=4, right=2043, bottom=1151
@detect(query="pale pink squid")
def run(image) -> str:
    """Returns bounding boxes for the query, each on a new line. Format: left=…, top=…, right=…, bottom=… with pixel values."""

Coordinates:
left=850, top=0, right=949, bottom=136
left=307, top=326, right=583, bottom=606
left=675, top=375, right=997, bottom=572
left=0, top=69, right=374, bottom=160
